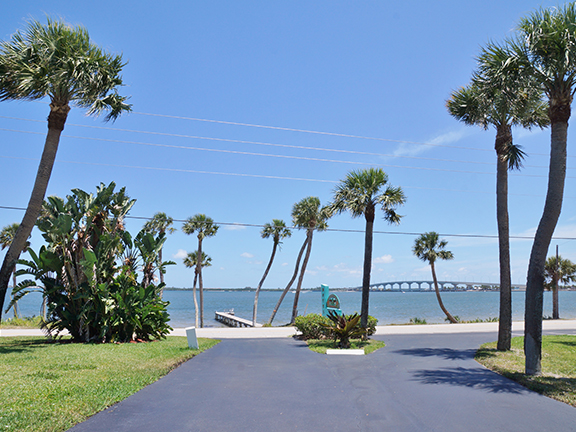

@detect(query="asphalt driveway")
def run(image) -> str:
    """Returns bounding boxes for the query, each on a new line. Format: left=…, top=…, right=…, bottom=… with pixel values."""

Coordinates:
left=68, top=330, right=576, bottom=432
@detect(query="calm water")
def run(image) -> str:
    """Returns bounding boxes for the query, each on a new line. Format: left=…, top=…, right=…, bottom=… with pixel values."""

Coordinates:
left=4, top=289, right=576, bottom=327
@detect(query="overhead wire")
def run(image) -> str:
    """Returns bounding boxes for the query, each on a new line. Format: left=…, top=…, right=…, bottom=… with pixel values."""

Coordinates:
left=2, top=205, right=575, bottom=240
left=0, top=126, right=571, bottom=179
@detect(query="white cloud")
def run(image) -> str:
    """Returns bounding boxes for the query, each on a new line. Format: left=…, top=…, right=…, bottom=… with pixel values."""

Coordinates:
left=173, top=249, right=188, bottom=259
left=391, top=128, right=473, bottom=158
left=225, top=223, right=246, bottom=231
left=373, top=254, right=394, bottom=264
left=241, top=252, right=254, bottom=258
left=282, top=262, right=289, bottom=266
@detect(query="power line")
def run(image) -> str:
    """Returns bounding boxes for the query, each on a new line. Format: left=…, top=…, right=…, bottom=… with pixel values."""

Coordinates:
left=0, top=128, right=570, bottom=179
left=1, top=115, right=571, bottom=166
left=2, top=154, right=573, bottom=196
left=2, top=206, right=575, bottom=240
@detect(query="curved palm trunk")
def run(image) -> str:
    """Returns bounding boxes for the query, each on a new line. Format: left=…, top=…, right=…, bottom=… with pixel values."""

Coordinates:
left=268, top=237, right=308, bottom=325
left=0, top=104, right=69, bottom=322
left=291, top=229, right=313, bottom=324
left=431, top=261, right=457, bottom=323
left=495, top=127, right=512, bottom=351
left=253, top=242, right=278, bottom=326
left=197, top=237, right=204, bottom=328
left=525, top=117, right=568, bottom=376
left=360, top=209, right=375, bottom=329
left=192, top=271, right=199, bottom=328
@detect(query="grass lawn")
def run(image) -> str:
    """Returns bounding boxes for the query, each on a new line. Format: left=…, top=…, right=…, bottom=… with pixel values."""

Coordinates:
left=306, top=338, right=385, bottom=354
left=0, top=336, right=219, bottom=432
left=476, top=335, right=576, bottom=407
left=0, top=316, right=44, bottom=329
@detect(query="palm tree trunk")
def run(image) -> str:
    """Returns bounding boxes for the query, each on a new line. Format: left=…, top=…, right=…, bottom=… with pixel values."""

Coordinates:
left=253, top=242, right=278, bottom=326
left=525, top=118, right=568, bottom=376
left=431, top=262, right=457, bottom=323
left=360, top=210, right=374, bottom=329
left=268, top=237, right=308, bottom=325
left=552, top=282, right=560, bottom=320
left=0, top=105, right=68, bottom=322
left=197, top=238, right=204, bottom=328
left=11, top=270, right=18, bottom=319
left=496, top=144, right=512, bottom=351
left=158, top=248, right=164, bottom=298
left=291, top=229, right=313, bottom=324
left=192, top=271, right=199, bottom=328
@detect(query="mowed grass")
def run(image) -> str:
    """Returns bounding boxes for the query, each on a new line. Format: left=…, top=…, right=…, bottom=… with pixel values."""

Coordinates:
left=476, top=335, right=576, bottom=406
left=306, top=338, right=385, bottom=354
left=0, top=336, right=219, bottom=432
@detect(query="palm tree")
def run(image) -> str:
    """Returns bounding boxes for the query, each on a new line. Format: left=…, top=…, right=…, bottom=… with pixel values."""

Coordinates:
left=290, top=197, right=330, bottom=324
left=544, top=255, right=576, bottom=320
left=328, top=168, right=405, bottom=329
left=446, top=41, right=548, bottom=351
left=0, top=223, right=30, bottom=318
left=413, top=232, right=457, bottom=323
left=182, top=214, right=219, bottom=327
left=0, top=18, right=130, bottom=322
left=510, top=4, right=576, bottom=375
left=184, top=251, right=212, bottom=328
left=143, top=212, right=176, bottom=291
left=253, top=219, right=291, bottom=326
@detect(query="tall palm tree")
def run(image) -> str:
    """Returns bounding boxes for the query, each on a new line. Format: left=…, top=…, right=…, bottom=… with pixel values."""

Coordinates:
left=182, top=214, right=219, bottom=327
left=413, top=232, right=457, bottom=323
left=446, top=41, right=548, bottom=351
left=0, top=223, right=30, bottom=318
left=544, top=255, right=576, bottom=320
left=253, top=219, right=291, bottom=326
left=0, top=18, right=130, bottom=322
left=184, top=251, right=212, bottom=328
left=328, top=168, right=405, bottom=329
left=509, top=4, right=576, bottom=375
left=143, top=212, right=176, bottom=291
left=290, top=197, right=330, bottom=324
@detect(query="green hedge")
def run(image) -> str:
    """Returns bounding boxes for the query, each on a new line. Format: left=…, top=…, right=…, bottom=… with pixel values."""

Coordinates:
left=294, top=313, right=377, bottom=340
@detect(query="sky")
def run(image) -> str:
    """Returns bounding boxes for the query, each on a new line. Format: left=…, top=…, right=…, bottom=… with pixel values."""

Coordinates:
left=0, top=0, right=574, bottom=290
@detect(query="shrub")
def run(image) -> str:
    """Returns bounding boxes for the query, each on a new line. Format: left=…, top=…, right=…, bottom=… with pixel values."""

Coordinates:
left=321, top=311, right=366, bottom=348
left=294, top=314, right=330, bottom=340
left=295, top=313, right=378, bottom=340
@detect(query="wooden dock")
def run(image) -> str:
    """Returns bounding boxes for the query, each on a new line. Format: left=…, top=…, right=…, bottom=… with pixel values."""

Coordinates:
left=215, top=311, right=263, bottom=328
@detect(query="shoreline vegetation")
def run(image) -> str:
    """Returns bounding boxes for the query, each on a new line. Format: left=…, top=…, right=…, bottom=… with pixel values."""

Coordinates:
left=163, top=287, right=576, bottom=292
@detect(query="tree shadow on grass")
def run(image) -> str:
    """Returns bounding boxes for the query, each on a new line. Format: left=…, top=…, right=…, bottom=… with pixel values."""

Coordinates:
left=393, top=347, right=477, bottom=361
left=0, top=337, right=53, bottom=354
left=412, top=366, right=526, bottom=394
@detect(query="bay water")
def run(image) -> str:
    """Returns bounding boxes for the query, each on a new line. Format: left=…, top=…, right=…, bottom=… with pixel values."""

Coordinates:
left=4, top=289, right=576, bottom=328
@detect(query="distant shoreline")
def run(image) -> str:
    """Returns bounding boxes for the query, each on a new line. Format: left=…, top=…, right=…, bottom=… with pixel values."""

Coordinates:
left=164, top=287, right=575, bottom=293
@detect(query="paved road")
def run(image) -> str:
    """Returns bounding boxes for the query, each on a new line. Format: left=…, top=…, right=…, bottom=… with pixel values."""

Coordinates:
left=69, top=329, right=576, bottom=432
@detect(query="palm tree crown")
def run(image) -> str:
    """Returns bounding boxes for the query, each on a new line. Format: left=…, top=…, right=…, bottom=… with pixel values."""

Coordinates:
left=329, top=168, right=405, bottom=222
left=413, top=232, right=454, bottom=264
left=0, top=18, right=130, bottom=121
left=292, top=197, right=330, bottom=231
left=182, top=214, right=219, bottom=240
left=261, top=219, right=292, bottom=246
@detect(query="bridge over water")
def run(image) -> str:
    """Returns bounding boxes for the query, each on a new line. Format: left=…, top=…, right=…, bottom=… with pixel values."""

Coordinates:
left=355, top=281, right=526, bottom=292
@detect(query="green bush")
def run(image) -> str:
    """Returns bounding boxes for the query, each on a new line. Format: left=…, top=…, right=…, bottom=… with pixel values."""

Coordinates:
left=295, top=313, right=378, bottom=340
left=294, top=314, right=330, bottom=340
